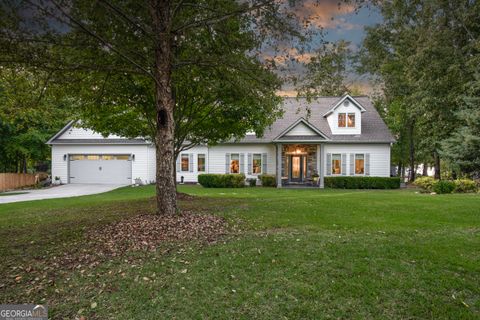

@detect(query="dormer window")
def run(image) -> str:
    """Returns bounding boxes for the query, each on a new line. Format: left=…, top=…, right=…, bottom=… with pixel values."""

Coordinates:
left=338, top=113, right=346, bottom=127
left=338, top=113, right=355, bottom=128
left=347, top=113, right=355, bottom=127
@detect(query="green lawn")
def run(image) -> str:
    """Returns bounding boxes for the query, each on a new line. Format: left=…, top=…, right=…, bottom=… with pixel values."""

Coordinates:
left=1, top=186, right=479, bottom=319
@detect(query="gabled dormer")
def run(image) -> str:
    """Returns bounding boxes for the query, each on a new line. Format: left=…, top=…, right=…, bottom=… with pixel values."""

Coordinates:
left=272, top=118, right=329, bottom=142
left=324, top=95, right=366, bottom=135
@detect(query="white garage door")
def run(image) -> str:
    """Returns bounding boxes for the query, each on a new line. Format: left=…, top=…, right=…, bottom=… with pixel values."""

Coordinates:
left=69, top=154, right=132, bottom=184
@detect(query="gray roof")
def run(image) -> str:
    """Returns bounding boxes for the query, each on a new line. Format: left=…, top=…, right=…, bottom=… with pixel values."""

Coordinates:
left=235, top=96, right=394, bottom=143
left=46, top=121, right=150, bottom=145
left=47, top=96, right=393, bottom=146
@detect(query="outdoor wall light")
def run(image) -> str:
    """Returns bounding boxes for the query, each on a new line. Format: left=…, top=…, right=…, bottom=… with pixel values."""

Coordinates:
left=132, top=154, right=135, bottom=161
left=63, top=154, right=67, bottom=161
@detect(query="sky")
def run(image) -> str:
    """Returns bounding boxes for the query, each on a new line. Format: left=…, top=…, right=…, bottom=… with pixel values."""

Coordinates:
left=276, top=0, right=383, bottom=96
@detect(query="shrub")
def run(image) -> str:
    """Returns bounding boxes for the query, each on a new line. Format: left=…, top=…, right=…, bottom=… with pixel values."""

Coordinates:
left=247, top=178, right=257, bottom=187
left=414, top=176, right=435, bottom=192
left=432, top=180, right=455, bottom=194
left=259, top=174, right=276, bottom=187
left=453, top=179, right=477, bottom=193
left=324, top=176, right=401, bottom=189
left=198, top=174, right=245, bottom=188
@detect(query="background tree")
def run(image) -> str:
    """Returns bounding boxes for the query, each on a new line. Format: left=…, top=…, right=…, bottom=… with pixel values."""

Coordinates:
left=297, top=40, right=351, bottom=97
left=0, top=68, right=74, bottom=173
left=358, top=0, right=479, bottom=181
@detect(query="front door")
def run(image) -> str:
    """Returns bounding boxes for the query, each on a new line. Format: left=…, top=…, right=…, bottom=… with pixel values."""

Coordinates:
left=289, top=155, right=305, bottom=182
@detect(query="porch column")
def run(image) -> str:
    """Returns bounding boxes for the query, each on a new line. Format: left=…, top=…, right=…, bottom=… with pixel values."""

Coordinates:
left=276, top=143, right=282, bottom=188
left=319, top=143, right=325, bottom=188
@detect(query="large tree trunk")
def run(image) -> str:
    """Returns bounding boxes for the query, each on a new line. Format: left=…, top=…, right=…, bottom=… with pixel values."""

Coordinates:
left=408, top=122, right=416, bottom=182
left=152, top=0, right=177, bottom=215
left=433, top=150, right=441, bottom=180
left=397, top=160, right=402, bottom=178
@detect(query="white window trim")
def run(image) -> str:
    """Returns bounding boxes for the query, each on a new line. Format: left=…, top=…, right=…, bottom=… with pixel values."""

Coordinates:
left=331, top=153, right=342, bottom=175
left=180, top=153, right=189, bottom=172
left=197, top=154, right=206, bottom=172
left=230, top=153, right=240, bottom=174
left=354, top=153, right=365, bottom=176
left=252, top=153, right=262, bottom=175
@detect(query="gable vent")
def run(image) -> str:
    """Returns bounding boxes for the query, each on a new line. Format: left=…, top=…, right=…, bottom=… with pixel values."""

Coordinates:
left=344, top=100, right=350, bottom=106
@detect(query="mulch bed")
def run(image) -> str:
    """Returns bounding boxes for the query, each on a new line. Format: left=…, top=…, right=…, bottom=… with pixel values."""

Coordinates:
left=86, top=211, right=227, bottom=254
left=176, top=192, right=197, bottom=201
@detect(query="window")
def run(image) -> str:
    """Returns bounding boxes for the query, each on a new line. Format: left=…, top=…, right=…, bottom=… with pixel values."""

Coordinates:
left=102, top=155, right=115, bottom=160
left=230, top=153, right=239, bottom=173
left=347, top=113, right=355, bottom=127
left=355, top=154, right=365, bottom=175
left=198, top=154, right=206, bottom=172
left=338, top=113, right=346, bottom=127
left=115, top=155, right=130, bottom=160
left=252, top=154, right=262, bottom=174
left=69, top=155, right=84, bottom=160
left=181, top=154, right=189, bottom=171
left=332, top=154, right=341, bottom=175
left=86, top=155, right=100, bottom=160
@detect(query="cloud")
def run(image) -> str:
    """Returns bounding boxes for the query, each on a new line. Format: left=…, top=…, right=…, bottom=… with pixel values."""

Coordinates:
left=291, top=0, right=360, bottom=30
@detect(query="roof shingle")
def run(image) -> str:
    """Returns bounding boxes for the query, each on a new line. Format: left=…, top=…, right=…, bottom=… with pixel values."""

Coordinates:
left=235, top=96, right=394, bottom=143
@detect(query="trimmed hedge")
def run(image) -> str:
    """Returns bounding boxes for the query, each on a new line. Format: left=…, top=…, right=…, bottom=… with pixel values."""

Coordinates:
left=432, top=180, right=455, bottom=194
left=259, top=174, right=276, bottom=187
left=324, top=176, right=401, bottom=189
left=198, top=174, right=245, bottom=188
left=415, top=177, right=477, bottom=193
left=246, top=178, right=257, bottom=187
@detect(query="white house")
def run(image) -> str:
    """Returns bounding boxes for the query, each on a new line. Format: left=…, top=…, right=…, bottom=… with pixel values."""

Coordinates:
left=47, top=95, right=394, bottom=187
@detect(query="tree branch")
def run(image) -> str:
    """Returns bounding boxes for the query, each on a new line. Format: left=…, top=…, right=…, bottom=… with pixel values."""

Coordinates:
left=48, top=0, right=157, bottom=84
left=98, top=0, right=154, bottom=39
left=173, top=0, right=274, bottom=34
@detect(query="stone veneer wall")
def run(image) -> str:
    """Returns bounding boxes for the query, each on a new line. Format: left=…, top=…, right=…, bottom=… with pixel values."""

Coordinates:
left=281, top=144, right=317, bottom=179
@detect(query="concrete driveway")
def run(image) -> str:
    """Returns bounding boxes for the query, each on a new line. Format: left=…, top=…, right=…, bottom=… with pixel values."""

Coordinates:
left=0, top=184, right=126, bottom=204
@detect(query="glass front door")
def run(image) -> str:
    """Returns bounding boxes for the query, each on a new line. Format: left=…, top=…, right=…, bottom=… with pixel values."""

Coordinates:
left=289, top=155, right=305, bottom=182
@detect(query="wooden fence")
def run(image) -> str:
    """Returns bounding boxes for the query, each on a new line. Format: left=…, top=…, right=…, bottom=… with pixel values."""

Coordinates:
left=0, top=173, right=37, bottom=192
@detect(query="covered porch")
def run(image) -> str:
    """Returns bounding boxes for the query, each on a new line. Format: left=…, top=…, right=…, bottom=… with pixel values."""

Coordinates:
left=275, top=143, right=325, bottom=188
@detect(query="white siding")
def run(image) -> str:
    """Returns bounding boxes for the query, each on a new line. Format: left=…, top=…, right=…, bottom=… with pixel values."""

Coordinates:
left=326, top=103, right=362, bottom=135
left=285, top=122, right=318, bottom=136
left=323, top=144, right=391, bottom=177
left=147, top=145, right=156, bottom=182
left=58, top=126, right=124, bottom=140
left=174, top=144, right=276, bottom=183
left=207, top=144, right=276, bottom=178
left=175, top=145, right=209, bottom=183
left=51, top=144, right=151, bottom=184
left=52, top=142, right=391, bottom=184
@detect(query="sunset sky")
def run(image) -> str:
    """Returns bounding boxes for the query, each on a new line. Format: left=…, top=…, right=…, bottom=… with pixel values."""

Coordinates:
left=276, top=1, right=383, bottom=96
